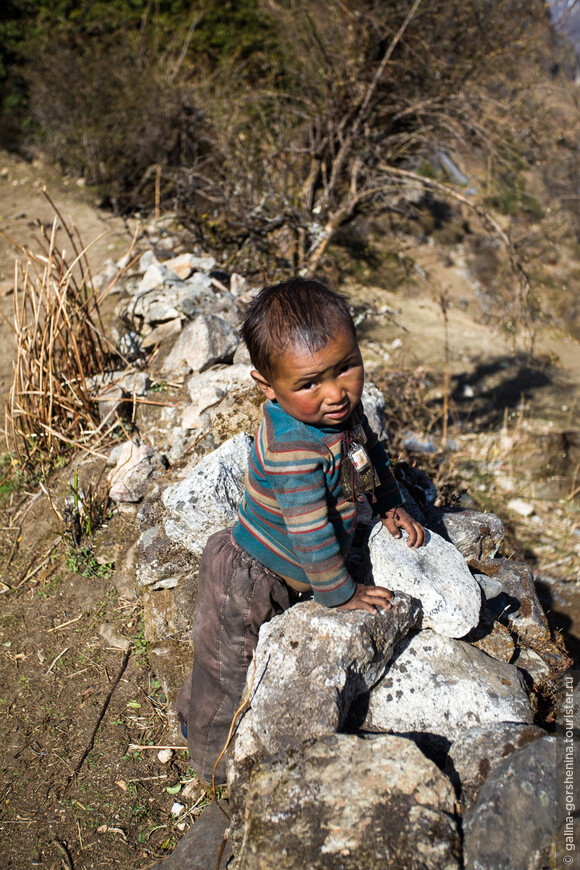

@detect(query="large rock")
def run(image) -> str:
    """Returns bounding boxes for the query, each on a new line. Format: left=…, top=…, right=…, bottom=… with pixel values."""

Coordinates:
left=444, top=721, right=545, bottom=812
left=463, top=736, right=560, bottom=870
left=480, top=558, right=550, bottom=642
left=108, top=440, right=167, bottom=502
left=243, top=595, right=420, bottom=757
left=136, top=523, right=197, bottom=590
left=427, top=508, right=505, bottom=561
left=163, top=433, right=252, bottom=555
left=361, top=629, right=533, bottom=754
left=162, top=314, right=238, bottom=374
left=234, top=733, right=461, bottom=870
left=183, top=364, right=253, bottom=429
left=368, top=523, right=481, bottom=637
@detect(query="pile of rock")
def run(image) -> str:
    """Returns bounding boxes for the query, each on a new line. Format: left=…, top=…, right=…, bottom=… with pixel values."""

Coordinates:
left=91, top=245, right=571, bottom=869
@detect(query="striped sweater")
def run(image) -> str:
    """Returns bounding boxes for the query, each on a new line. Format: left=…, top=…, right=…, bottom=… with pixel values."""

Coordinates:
left=232, top=400, right=403, bottom=607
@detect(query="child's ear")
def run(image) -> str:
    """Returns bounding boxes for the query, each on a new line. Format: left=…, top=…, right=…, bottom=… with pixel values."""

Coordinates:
left=251, top=370, right=276, bottom=400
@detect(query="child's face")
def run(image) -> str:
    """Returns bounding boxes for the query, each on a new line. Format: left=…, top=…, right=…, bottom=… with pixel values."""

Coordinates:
left=252, top=328, right=364, bottom=426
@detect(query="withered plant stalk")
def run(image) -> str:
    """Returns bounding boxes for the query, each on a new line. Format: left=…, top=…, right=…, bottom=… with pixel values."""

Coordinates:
left=3, top=202, right=113, bottom=467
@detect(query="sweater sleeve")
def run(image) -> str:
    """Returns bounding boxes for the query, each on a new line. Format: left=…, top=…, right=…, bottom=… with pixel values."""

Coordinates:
left=361, top=412, right=404, bottom=515
left=266, top=449, right=357, bottom=608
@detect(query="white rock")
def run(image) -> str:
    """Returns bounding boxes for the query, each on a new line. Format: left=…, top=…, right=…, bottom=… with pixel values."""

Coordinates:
left=188, top=255, right=217, bottom=273
left=230, top=273, right=249, bottom=297
left=508, top=498, right=535, bottom=517
left=164, top=253, right=196, bottom=280
left=98, top=623, right=131, bottom=651
left=171, top=802, right=185, bottom=817
left=362, top=629, right=533, bottom=747
left=368, top=523, right=481, bottom=637
left=182, top=385, right=226, bottom=430
left=139, top=250, right=159, bottom=273
left=139, top=262, right=172, bottom=293
left=163, top=433, right=252, bottom=555
left=186, top=364, right=253, bottom=401
left=145, top=302, right=181, bottom=323
left=233, top=342, right=252, bottom=365
left=157, top=748, right=173, bottom=764
left=108, top=440, right=166, bottom=503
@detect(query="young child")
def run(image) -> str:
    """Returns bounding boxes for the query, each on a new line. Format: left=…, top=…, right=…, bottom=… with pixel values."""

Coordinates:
left=176, top=277, right=425, bottom=783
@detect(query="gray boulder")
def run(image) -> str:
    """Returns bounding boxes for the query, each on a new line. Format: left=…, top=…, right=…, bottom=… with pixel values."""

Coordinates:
left=226, top=595, right=420, bottom=859
left=368, top=523, right=481, bottom=637
left=234, top=733, right=461, bottom=870
left=463, top=736, right=560, bottom=870
left=152, top=801, right=231, bottom=870
left=243, top=595, right=420, bottom=757
left=362, top=629, right=533, bottom=753
left=163, top=433, right=252, bottom=555
left=444, top=721, right=546, bottom=812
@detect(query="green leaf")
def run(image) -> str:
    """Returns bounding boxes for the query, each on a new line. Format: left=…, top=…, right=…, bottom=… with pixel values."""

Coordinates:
left=166, top=784, right=182, bottom=795
left=127, top=700, right=141, bottom=710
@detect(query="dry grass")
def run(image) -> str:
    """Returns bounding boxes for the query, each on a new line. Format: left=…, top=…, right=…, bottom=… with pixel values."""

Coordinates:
left=3, top=196, right=117, bottom=467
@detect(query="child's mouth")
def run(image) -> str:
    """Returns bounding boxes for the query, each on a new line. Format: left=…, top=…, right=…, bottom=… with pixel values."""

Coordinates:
left=325, top=403, right=350, bottom=420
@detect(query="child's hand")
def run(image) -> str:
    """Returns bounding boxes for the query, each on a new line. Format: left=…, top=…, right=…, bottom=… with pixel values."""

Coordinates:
left=336, top=582, right=394, bottom=613
left=382, top=506, right=426, bottom=548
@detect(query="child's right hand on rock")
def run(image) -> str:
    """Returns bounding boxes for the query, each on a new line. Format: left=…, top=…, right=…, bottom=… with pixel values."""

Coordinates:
left=336, top=582, right=393, bottom=613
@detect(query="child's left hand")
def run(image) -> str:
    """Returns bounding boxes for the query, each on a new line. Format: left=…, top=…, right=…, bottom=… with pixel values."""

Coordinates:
left=381, top=506, right=426, bottom=548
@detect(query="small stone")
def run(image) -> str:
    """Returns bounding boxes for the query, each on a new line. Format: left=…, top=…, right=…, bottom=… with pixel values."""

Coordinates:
left=181, top=779, right=205, bottom=801
left=99, top=623, right=131, bottom=651
left=171, top=802, right=185, bottom=817
left=157, top=748, right=173, bottom=764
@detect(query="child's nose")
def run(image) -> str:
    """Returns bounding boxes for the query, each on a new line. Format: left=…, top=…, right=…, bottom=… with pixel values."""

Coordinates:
left=325, top=382, right=346, bottom=404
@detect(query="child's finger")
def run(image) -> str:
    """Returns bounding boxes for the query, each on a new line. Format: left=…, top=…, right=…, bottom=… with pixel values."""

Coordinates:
left=364, top=586, right=393, bottom=609
left=383, top=515, right=402, bottom=538
left=406, top=521, right=426, bottom=548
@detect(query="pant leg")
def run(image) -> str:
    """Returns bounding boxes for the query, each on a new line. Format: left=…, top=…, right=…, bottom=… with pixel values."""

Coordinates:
left=176, top=528, right=295, bottom=785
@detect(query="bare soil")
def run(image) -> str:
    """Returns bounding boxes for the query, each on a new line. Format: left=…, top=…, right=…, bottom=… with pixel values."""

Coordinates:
left=0, top=149, right=579, bottom=869
left=0, top=154, right=210, bottom=869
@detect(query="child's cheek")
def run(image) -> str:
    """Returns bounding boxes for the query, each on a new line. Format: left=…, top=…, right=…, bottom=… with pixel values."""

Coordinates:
left=292, top=394, right=319, bottom=417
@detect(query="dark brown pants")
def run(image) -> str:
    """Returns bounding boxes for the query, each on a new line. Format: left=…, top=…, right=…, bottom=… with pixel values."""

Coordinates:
left=176, top=528, right=300, bottom=784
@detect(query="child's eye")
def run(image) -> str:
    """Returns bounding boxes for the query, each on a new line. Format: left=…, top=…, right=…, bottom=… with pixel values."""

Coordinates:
left=298, top=381, right=317, bottom=391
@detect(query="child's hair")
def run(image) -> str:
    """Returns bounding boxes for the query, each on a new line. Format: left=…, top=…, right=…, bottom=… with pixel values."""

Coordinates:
left=241, top=277, right=356, bottom=378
